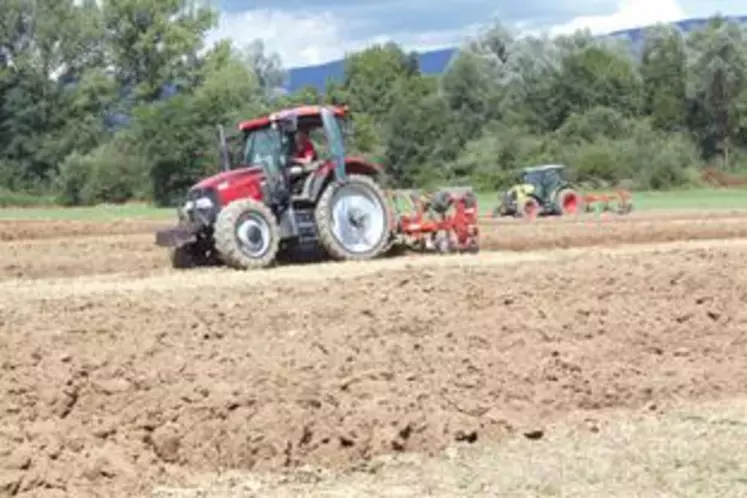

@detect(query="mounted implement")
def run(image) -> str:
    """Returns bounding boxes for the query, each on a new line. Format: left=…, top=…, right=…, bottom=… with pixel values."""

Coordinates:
left=582, top=189, right=633, bottom=214
left=387, top=188, right=479, bottom=253
left=155, top=105, right=480, bottom=270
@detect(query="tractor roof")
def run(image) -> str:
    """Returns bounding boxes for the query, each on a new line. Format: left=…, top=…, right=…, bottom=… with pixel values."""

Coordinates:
left=522, top=164, right=566, bottom=173
left=238, top=105, right=347, bottom=132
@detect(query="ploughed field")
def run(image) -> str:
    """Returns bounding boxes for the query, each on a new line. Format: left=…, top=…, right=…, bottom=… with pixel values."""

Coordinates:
left=1, top=211, right=747, bottom=497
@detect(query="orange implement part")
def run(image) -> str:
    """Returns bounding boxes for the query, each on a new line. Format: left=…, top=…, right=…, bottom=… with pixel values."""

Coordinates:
left=583, top=189, right=633, bottom=213
left=386, top=189, right=479, bottom=253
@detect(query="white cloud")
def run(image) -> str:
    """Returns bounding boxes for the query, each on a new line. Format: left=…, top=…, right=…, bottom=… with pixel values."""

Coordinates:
left=206, top=8, right=484, bottom=67
left=204, top=9, right=349, bottom=67
left=206, top=1, right=731, bottom=68
left=548, top=0, right=686, bottom=36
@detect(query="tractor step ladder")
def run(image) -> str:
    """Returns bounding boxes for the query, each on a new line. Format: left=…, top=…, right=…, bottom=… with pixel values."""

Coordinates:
left=292, top=207, right=318, bottom=244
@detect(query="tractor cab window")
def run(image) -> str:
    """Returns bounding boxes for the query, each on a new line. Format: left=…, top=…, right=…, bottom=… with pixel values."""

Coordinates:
left=307, top=127, right=327, bottom=157
left=523, top=167, right=566, bottom=189
left=548, top=167, right=567, bottom=182
left=522, top=170, right=543, bottom=186
left=543, top=169, right=561, bottom=187
left=325, top=115, right=345, bottom=157
left=244, top=128, right=286, bottom=176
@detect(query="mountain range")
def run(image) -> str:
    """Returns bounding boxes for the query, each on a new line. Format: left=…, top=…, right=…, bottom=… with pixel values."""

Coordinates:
left=284, top=15, right=747, bottom=94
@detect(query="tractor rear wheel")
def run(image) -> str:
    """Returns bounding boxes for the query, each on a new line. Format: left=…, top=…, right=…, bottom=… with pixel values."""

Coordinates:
left=314, top=174, right=392, bottom=261
left=557, top=189, right=583, bottom=215
left=213, top=199, right=280, bottom=269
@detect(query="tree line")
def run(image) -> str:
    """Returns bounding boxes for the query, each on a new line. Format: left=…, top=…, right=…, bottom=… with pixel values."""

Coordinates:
left=1, top=1, right=746, bottom=207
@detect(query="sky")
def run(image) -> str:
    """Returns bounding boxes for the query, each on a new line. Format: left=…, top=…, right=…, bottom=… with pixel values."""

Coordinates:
left=205, top=0, right=746, bottom=68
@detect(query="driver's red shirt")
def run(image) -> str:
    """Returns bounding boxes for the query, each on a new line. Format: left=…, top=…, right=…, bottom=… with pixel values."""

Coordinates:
left=295, top=140, right=316, bottom=161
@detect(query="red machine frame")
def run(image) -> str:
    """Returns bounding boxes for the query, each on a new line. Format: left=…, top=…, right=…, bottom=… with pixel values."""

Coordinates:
left=387, top=189, right=479, bottom=253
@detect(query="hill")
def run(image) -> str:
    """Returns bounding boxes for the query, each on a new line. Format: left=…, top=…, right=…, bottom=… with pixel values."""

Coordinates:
left=285, top=15, right=747, bottom=93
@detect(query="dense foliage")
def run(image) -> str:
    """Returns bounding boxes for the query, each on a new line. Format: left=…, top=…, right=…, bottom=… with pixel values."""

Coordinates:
left=1, top=2, right=745, bottom=206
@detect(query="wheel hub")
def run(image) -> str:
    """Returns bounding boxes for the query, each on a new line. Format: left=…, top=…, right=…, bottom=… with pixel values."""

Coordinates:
left=330, top=184, right=386, bottom=254
left=348, top=207, right=368, bottom=227
left=235, top=214, right=270, bottom=257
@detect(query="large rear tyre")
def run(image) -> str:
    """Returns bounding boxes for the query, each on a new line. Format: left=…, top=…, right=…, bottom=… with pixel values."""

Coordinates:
left=556, top=188, right=583, bottom=215
left=213, top=199, right=280, bottom=269
left=314, top=174, right=392, bottom=261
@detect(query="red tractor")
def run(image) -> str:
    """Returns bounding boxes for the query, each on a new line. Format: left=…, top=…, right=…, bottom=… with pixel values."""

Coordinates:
left=155, top=105, right=479, bottom=269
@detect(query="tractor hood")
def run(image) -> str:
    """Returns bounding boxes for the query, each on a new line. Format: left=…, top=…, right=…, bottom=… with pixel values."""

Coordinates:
left=192, top=166, right=263, bottom=191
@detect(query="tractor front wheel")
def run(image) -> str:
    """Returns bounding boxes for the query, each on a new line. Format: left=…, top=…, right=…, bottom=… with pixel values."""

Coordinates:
left=214, top=199, right=280, bottom=269
left=315, top=174, right=393, bottom=261
left=517, top=197, right=540, bottom=219
left=169, top=242, right=216, bottom=269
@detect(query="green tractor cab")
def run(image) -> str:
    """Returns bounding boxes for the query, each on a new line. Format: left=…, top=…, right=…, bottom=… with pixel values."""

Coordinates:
left=493, top=164, right=583, bottom=218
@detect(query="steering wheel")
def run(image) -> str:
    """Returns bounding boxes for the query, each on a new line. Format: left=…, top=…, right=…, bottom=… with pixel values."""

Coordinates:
left=290, top=157, right=324, bottom=172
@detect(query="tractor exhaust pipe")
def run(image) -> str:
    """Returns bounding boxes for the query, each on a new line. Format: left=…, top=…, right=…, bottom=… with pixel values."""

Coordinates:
left=217, top=124, right=230, bottom=172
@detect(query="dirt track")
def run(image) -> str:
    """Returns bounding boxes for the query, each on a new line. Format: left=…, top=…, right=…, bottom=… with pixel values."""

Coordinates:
left=2, top=213, right=747, bottom=497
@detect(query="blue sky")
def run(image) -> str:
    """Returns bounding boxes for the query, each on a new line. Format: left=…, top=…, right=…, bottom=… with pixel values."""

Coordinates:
left=205, top=0, right=746, bottom=68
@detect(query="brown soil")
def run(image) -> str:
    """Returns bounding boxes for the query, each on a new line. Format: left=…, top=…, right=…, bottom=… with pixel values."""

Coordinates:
left=0, top=219, right=166, bottom=242
left=1, top=235, right=747, bottom=497
left=481, top=208, right=747, bottom=225
left=4, top=215, right=747, bottom=280
left=153, top=397, right=747, bottom=497
left=481, top=216, right=747, bottom=250
left=0, top=234, right=166, bottom=280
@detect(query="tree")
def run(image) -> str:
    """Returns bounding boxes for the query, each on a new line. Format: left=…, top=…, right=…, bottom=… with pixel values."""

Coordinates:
left=2, top=10, right=747, bottom=205
left=384, top=76, right=453, bottom=186
left=441, top=50, right=496, bottom=143
left=133, top=52, right=265, bottom=205
left=640, top=24, right=688, bottom=132
left=101, top=0, right=216, bottom=102
left=238, top=39, right=287, bottom=93
left=551, top=39, right=644, bottom=124
left=687, top=16, right=747, bottom=165
left=342, top=42, right=418, bottom=121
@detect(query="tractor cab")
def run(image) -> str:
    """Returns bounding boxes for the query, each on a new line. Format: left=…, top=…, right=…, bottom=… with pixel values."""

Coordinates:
left=231, top=105, right=349, bottom=204
left=519, top=164, right=569, bottom=201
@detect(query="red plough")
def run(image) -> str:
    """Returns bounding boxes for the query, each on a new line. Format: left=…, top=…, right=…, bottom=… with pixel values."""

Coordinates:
left=386, top=188, right=480, bottom=253
left=583, top=189, right=633, bottom=214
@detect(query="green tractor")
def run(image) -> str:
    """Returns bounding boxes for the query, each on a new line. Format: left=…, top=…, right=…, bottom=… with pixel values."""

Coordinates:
left=492, top=164, right=584, bottom=218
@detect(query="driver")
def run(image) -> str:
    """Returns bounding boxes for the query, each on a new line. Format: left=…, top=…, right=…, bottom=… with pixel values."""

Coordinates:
left=293, top=129, right=317, bottom=165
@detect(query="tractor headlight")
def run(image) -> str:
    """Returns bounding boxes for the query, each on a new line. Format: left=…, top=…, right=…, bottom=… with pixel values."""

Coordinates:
left=182, top=197, right=212, bottom=213
left=182, top=187, right=220, bottom=225
left=194, top=197, right=213, bottom=209
left=182, top=196, right=216, bottom=225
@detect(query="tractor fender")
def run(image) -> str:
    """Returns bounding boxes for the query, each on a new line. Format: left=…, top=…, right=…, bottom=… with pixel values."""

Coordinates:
left=307, top=157, right=383, bottom=202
